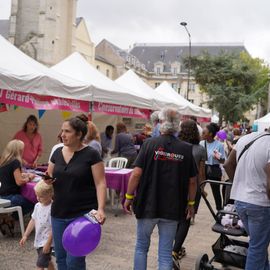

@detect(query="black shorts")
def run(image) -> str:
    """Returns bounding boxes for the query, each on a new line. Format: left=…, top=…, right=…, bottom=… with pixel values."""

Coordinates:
left=36, top=247, right=52, bottom=268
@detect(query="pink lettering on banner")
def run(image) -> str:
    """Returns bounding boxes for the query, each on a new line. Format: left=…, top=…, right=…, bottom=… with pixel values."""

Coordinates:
left=94, top=102, right=150, bottom=119
left=0, top=89, right=89, bottom=112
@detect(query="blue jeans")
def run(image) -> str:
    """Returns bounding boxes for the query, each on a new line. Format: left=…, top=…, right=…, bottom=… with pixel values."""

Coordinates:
left=134, top=218, right=178, bottom=270
left=51, top=216, right=86, bottom=270
left=0, top=194, right=34, bottom=216
left=235, top=201, right=270, bottom=270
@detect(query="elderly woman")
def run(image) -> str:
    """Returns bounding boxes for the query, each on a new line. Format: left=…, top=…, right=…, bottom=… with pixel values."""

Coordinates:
left=0, top=140, right=34, bottom=216
left=111, top=122, right=137, bottom=168
left=14, top=115, right=43, bottom=168
left=45, top=117, right=106, bottom=270
left=124, top=108, right=197, bottom=270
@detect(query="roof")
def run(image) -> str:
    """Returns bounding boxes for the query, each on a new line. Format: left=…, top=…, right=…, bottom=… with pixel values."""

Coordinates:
left=130, top=43, right=247, bottom=72
left=95, top=55, right=115, bottom=67
left=97, top=39, right=144, bottom=67
left=0, top=20, right=9, bottom=39
left=76, top=17, right=83, bottom=27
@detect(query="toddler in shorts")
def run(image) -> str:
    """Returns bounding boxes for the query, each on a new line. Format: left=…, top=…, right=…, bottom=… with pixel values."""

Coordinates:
left=20, top=180, right=55, bottom=270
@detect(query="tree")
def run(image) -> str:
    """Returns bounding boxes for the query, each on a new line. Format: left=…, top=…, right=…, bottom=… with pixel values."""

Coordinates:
left=184, top=51, right=269, bottom=124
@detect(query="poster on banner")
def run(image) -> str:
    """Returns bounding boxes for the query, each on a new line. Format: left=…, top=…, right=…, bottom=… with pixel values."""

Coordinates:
left=0, top=103, right=7, bottom=112
left=93, top=102, right=150, bottom=119
left=0, top=89, right=90, bottom=112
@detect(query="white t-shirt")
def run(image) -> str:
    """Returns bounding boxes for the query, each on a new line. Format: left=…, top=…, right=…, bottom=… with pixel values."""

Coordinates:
left=230, top=132, right=270, bottom=207
left=31, top=202, right=53, bottom=248
left=48, top=143, right=64, bottom=162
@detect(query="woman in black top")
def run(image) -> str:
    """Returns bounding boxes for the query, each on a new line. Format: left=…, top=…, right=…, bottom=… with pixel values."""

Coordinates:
left=0, top=140, right=34, bottom=215
left=172, top=120, right=207, bottom=269
left=46, top=117, right=106, bottom=270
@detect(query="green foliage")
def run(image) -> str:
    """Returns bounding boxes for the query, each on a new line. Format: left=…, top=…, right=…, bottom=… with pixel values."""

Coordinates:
left=184, top=51, right=269, bottom=123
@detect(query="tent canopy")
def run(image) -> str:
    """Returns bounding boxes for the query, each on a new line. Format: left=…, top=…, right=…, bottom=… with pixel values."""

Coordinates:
left=155, top=81, right=212, bottom=118
left=115, top=70, right=178, bottom=110
left=254, top=113, right=270, bottom=132
left=0, top=35, right=92, bottom=100
left=52, top=52, right=152, bottom=109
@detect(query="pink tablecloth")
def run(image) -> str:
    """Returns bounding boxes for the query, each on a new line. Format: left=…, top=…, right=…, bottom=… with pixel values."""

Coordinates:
left=21, top=168, right=133, bottom=204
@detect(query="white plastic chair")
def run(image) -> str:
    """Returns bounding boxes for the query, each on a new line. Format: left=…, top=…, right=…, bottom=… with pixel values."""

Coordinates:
left=107, top=157, right=128, bottom=207
left=108, top=157, right=128, bottom=169
left=0, top=198, right=25, bottom=237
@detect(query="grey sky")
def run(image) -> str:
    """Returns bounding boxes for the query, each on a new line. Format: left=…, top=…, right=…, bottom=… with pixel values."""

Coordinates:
left=1, top=0, right=270, bottom=62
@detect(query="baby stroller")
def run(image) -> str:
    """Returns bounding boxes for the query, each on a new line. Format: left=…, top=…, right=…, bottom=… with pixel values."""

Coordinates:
left=195, top=180, right=249, bottom=270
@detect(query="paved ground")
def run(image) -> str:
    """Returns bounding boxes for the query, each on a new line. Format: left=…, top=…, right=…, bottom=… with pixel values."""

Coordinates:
left=0, top=186, right=244, bottom=270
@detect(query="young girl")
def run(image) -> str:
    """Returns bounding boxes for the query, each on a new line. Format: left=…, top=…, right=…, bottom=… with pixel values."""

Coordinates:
left=20, top=180, right=55, bottom=270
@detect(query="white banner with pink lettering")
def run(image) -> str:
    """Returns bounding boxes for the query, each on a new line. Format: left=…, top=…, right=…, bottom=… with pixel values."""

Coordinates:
left=0, top=89, right=90, bottom=112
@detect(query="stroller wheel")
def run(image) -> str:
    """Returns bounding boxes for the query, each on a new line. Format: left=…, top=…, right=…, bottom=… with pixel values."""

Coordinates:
left=195, top=253, right=209, bottom=270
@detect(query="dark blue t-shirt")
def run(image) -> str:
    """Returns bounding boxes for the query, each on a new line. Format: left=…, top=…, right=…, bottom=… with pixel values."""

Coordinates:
left=133, top=135, right=197, bottom=221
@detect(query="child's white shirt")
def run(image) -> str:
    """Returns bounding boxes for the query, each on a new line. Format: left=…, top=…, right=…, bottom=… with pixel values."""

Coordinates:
left=31, top=202, right=53, bottom=248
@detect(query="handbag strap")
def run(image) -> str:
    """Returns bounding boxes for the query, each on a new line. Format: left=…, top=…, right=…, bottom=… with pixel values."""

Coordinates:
left=204, top=140, right=208, bottom=162
left=238, top=133, right=270, bottom=162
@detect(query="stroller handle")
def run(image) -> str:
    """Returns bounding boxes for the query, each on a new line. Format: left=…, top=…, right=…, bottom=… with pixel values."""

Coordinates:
left=200, top=179, right=232, bottom=189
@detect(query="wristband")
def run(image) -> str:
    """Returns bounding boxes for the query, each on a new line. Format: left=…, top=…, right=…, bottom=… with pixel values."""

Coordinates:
left=125, top=193, right=134, bottom=200
left=188, top=200, right=195, bottom=206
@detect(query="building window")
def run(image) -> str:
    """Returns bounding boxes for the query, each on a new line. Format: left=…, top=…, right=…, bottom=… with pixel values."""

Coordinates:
left=96, top=65, right=100, bottom=70
left=172, top=67, right=178, bottom=75
left=189, top=83, right=196, bottom=92
left=106, top=69, right=110, bottom=77
left=156, top=67, right=161, bottom=75
left=155, top=82, right=160, bottom=88
left=171, top=83, right=177, bottom=90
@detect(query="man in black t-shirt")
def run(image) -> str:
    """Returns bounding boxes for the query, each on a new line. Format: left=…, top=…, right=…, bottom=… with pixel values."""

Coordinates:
left=124, top=108, right=197, bottom=270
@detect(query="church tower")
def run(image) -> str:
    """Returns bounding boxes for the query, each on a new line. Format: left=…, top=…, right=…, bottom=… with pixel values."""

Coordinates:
left=9, top=0, right=77, bottom=66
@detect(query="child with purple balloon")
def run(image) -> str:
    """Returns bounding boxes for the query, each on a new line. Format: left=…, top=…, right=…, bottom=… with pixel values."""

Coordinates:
left=20, top=180, right=55, bottom=270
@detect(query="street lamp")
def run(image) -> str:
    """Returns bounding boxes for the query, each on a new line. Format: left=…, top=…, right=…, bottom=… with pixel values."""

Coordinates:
left=180, top=21, right=191, bottom=100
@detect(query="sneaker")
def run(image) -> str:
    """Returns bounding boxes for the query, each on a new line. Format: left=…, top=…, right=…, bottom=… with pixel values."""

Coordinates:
left=178, top=247, right=186, bottom=259
left=172, top=251, right=181, bottom=270
left=190, top=217, right=195, bottom=225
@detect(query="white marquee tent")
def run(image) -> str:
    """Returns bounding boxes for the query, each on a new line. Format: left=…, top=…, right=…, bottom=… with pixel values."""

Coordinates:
left=254, top=113, right=270, bottom=132
left=0, top=35, right=92, bottom=100
left=115, top=70, right=179, bottom=110
left=155, top=81, right=212, bottom=118
left=52, top=52, right=152, bottom=109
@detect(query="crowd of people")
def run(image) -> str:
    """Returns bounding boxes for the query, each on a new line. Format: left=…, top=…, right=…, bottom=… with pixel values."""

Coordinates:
left=0, top=108, right=269, bottom=270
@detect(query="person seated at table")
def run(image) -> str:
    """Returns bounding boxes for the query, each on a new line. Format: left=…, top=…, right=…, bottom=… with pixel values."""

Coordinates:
left=86, top=121, right=102, bottom=157
left=14, top=115, right=43, bottom=168
left=111, top=122, right=137, bottom=168
left=0, top=140, right=35, bottom=217
left=100, top=125, right=114, bottom=158
left=134, top=123, right=152, bottom=148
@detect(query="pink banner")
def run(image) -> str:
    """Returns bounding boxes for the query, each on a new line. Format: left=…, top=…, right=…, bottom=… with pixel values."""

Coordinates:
left=0, top=89, right=89, bottom=112
left=94, top=102, right=150, bottom=119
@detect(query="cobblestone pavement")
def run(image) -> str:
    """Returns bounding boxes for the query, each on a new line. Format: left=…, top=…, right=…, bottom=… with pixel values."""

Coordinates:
left=0, top=187, right=244, bottom=270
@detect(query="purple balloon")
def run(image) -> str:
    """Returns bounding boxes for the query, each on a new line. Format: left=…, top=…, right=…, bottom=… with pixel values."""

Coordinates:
left=217, top=130, right=227, bottom=140
left=62, top=215, right=101, bottom=257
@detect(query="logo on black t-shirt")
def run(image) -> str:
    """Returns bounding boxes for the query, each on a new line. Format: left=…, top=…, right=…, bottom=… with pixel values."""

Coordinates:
left=154, top=147, right=184, bottom=162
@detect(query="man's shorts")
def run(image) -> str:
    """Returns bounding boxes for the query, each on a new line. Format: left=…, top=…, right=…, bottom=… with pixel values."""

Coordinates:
left=36, top=247, right=52, bottom=268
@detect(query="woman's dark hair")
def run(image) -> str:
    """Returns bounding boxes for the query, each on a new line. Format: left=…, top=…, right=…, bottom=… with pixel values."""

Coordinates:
left=65, top=117, right=88, bottom=141
left=23, top=115, right=39, bottom=133
left=76, top=114, right=88, bottom=123
left=206, top=122, right=220, bottom=138
left=179, top=120, right=200, bottom=145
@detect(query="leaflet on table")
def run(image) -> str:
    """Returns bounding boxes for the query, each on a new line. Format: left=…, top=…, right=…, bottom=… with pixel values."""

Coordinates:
left=0, top=89, right=89, bottom=112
